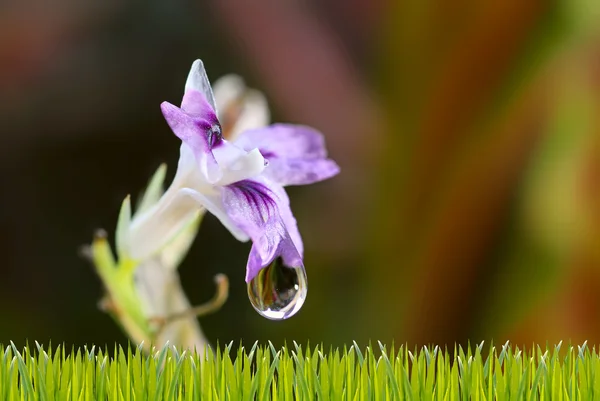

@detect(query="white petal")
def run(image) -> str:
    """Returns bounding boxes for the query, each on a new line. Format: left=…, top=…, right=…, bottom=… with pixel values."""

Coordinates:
left=185, top=59, right=217, bottom=113
left=212, top=146, right=266, bottom=186
left=213, top=74, right=245, bottom=115
left=212, top=74, right=270, bottom=141
left=230, top=89, right=270, bottom=141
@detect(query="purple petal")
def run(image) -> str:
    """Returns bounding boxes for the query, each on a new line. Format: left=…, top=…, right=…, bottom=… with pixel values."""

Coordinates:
left=161, top=100, right=223, bottom=182
left=161, top=100, right=221, bottom=148
left=276, top=192, right=303, bottom=256
left=222, top=177, right=303, bottom=282
left=180, top=89, right=216, bottom=118
left=234, top=124, right=340, bottom=186
left=235, top=124, right=328, bottom=159
left=265, top=158, right=340, bottom=186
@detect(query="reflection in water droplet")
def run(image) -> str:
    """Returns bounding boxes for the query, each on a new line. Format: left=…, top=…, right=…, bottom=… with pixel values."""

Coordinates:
left=247, top=258, right=307, bottom=320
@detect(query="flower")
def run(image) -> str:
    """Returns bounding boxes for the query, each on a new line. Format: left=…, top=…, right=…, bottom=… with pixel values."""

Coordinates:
left=128, top=59, right=339, bottom=282
left=118, top=73, right=271, bottom=271
left=89, top=59, right=338, bottom=347
left=89, top=71, right=272, bottom=351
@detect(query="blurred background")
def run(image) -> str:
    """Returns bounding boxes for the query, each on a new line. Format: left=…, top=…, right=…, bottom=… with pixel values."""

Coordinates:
left=2, top=0, right=600, bottom=350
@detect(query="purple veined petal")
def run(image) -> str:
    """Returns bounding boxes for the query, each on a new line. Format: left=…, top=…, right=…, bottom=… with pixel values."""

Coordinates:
left=222, top=177, right=303, bottom=282
left=183, top=59, right=217, bottom=113
left=235, top=124, right=329, bottom=159
left=263, top=158, right=340, bottom=186
left=161, top=101, right=223, bottom=183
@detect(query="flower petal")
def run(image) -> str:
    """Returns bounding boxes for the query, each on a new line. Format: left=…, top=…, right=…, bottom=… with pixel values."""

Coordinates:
left=275, top=192, right=303, bottom=256
left=162, top=98, right=266, bottom=186
left=212, top=147, right=266, bottom=187
left=235, top=124, right=328, bottom=159
left=234, top=124, right=340, bottom=186
left=265, top=158, right=340, bottom=186
left=161, top=101, right=222, bottom=183
left=183, top=59, right=217, bottom=113
left=170, top=141, right=250, bottom=242
left=222, top=177, right=303, bottom=281
left=213, top=74, right=245, bottom=114
left=230, top=89, right=270, bottom=140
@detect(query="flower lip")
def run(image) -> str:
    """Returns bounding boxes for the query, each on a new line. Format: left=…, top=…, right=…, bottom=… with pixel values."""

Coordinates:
left=222, top=177, right=303, bottom=282
left=227, top=179, right=277, bottom=221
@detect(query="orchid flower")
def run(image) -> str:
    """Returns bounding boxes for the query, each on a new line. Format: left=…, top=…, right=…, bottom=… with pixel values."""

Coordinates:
left=127, top=59, right=339, bottom=319
left=89, top=58, right=338, bottom=351
left=88, top=72, right=271, bottom=350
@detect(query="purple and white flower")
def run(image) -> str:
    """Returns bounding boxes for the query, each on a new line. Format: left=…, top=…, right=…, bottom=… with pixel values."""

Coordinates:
left=128, top=60, right=339, bottom=282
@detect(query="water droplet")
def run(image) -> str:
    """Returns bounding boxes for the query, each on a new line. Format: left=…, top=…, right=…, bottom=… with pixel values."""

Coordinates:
left=247, top=258, right=307, bottom=320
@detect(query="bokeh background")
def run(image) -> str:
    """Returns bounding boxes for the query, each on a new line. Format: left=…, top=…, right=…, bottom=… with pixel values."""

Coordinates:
left=2, top=0, right=600, bottom=350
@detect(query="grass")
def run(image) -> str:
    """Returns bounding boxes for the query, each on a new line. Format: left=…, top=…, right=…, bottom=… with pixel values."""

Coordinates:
left=1, top=341, right=599, bottom=400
